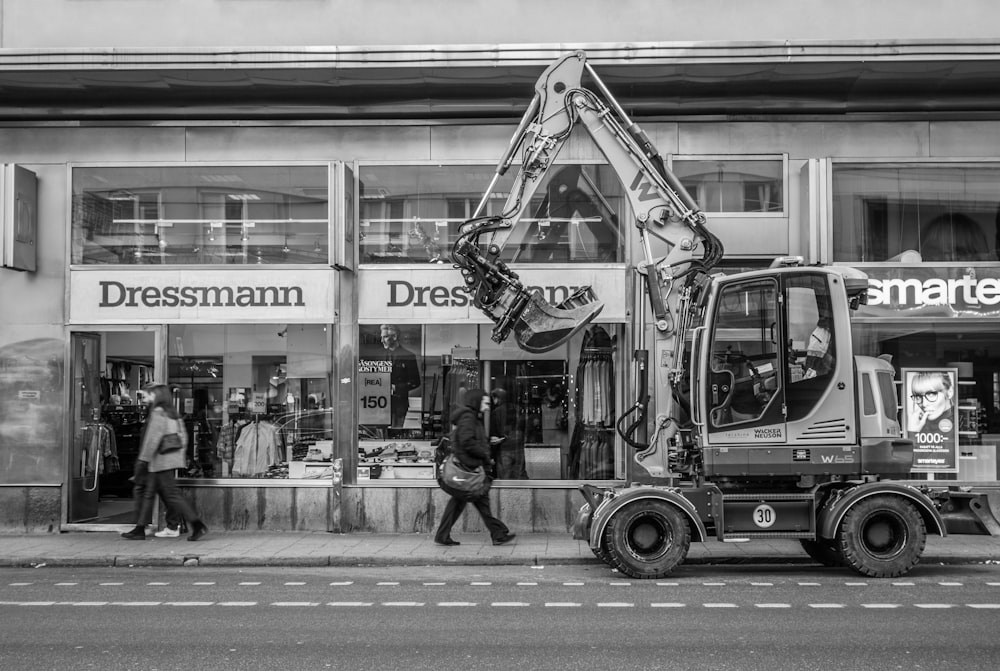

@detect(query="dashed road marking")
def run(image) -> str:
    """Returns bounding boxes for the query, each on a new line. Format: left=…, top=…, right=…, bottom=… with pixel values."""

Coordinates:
left=329, top=581, right=353, bottom=586
left=915, top=604, right=953, bottom=609
left=109, top=601, right=161, bottom=606
left=751, top=582, right=773, bottom=586
left=271, top=602, right=319, bottom=607
left=655, top=582, right=679, bottom=586
left=284, top=582, right=306, bottom=586
left=563, top=582, right=584, bottom=586
left=704, top=603, right=738, bottom=608
left=327, top=602, right=372, bottom=607
left=218, top=602, right=257, bottom=607
left=967, top=604, right=1000, bottom=609
left=8, top=583, right=32, bottom=586
left=808, top=604, right=844, bottom=608
left=491, top=602, right=529, bottom=607
left=651, top=603, right=686, bottom=608
left=545, top=602, right=581, bottom=607
left=938, top=582, right=963, bottom=586
left=382, top=602, right=423, bottom=607
left=755, top=603, right=791, bottom=608
left=100, top=582, right=124, bottom=586
left=55, top=582, right=78, bottom=586
left=597, top=602, right=634, bottom=607
left=438, top=602, right=477, bottom=607
left=470, top=582, right=491, bottom=586
left=376, top=582, right=399, bottom=586
left=423, top=582, right=446, bottom=586
left=239, top=582, right=261, bottom=586
left=862, top=604, right=900, bottom=608
left=147, top=582, right=169, bottom=586
left=164, top=602, right=213, bottom=607
left=516, top=582, right=537, bottom=586
left=193, top=582, right=214, bottom=586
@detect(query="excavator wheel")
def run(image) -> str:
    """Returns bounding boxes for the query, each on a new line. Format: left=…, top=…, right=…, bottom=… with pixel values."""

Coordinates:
left=836, top=495, right=926, bottom=578
left=591, top=539, right=612, bottom=565
left=799, top=538, right=845, bottom=568
left=603, top=499, right=690, bottom=579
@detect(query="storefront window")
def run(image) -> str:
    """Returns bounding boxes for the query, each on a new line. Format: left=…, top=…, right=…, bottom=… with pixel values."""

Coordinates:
left=358, top=163, right=626, bottom=264
left=71, top=165, right=329, bottom=265
left=672, top=158, right=784, bottom=213
left=167, top=324, right=334, bottom=480
left=356, top=322, right=622, bottom=482
left=832, top=163, right=1000, bottom=263
left=851, top=320, right=1000, bottom=479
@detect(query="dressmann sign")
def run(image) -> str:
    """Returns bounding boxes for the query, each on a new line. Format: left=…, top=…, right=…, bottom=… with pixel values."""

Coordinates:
left=857, top=266, right=1000, bottom=319
left=69, top=268, right=336, bottom=323
left=357, top=267, right=627, bottom=322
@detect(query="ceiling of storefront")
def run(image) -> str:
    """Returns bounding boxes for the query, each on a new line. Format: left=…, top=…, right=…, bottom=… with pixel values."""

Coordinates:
left=4, top=57, right=1000, bottom=121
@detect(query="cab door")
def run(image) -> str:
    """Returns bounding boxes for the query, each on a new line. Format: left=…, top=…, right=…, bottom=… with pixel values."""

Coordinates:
left=704, top=276, right=786, bottom=444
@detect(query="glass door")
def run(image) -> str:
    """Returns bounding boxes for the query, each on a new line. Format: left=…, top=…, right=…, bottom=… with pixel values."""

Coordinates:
left=67, top=333, right=102, bottom=522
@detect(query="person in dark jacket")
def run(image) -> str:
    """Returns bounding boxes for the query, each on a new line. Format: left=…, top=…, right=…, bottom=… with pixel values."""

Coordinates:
left=434, top=388, right=516, bottom=547
left=121, top=384, right=208, bottom=542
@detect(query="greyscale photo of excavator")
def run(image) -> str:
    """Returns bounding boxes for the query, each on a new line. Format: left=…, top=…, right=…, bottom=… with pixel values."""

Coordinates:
left=449, top=50, right=1000, bottom=579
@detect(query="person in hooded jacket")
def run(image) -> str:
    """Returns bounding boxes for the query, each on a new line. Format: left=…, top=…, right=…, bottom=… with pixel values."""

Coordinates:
left=434, top=388, right=516, bottom=547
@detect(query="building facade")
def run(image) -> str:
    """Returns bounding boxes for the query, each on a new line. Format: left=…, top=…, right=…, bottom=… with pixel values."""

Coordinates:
left=1, top=1, right=999, bottom=534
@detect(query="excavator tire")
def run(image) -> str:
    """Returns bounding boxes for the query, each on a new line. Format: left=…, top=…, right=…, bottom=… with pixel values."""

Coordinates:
left=591, top=539, right=612, bottom=565
left=603, top=499, right=690, bottom=579
left=799, top=538, right=845, bottom=568
left=836, top=494, right=926, bottom=578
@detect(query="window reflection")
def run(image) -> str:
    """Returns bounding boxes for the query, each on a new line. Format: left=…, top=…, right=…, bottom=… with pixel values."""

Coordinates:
left=358, top=164, right=626, bottom=264
left=72, top=165, right=329, bottom=265
left=832, top=164, right=1000, bottom=263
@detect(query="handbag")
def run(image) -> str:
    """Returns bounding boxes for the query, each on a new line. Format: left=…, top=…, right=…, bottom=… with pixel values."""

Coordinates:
left=439, top=454, right=489, bottom=499
left=157, top=431, right=183, bottom=455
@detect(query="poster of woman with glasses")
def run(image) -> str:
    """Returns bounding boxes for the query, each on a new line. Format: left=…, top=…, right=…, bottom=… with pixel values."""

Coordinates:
left=902, top=368, right=959, bottom=473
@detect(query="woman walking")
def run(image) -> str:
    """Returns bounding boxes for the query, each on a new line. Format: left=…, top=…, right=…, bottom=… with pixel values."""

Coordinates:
left=121, top=384, right=209, bottom=541
left=434, top=388, right=515, bottom=547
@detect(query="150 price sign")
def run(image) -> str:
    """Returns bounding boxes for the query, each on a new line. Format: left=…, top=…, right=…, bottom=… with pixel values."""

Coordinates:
left=358, top=359, right=391, bottom=425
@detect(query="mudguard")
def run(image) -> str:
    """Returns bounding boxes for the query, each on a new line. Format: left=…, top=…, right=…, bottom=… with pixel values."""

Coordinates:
left=817, top=481, right=946, bottom=540
left=588, top=485, right=708, bottom=548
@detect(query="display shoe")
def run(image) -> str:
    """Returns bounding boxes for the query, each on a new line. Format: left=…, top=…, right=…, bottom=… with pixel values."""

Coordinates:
left=154, top=527, right=181, bottom=538
left=491, top=533, right=517, bottom=546
left=187, top=522, right=208, bottom=542
left=434, top=538, right=461, bottom=546
left=121, top=527, right=146, bottom=541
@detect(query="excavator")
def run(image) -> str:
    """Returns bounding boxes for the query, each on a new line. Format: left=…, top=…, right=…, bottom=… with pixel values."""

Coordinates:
left=450, top=51, right=1000, bottom=578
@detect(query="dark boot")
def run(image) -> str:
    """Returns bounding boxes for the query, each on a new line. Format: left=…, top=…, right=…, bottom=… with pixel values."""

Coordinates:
left=188, top=521, right=208, bottom=542
left=121, top=525, right=146, bottom=540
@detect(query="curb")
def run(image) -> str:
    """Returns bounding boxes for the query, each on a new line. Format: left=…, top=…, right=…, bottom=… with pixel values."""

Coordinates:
left=0, top=554, right=995, bottom=569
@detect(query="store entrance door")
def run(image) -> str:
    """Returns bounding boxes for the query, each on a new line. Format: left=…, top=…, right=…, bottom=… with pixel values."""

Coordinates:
left=67, top=329, right=157, bottom=527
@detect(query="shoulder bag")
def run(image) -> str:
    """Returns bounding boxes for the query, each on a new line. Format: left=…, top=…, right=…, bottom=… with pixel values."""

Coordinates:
left=156, top=419, right=184, bottom=455
left=439, top=454, right=489, bottom=499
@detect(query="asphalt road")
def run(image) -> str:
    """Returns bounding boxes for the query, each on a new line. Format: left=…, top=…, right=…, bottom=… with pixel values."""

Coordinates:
left=1, top=564, right=999, bottom=671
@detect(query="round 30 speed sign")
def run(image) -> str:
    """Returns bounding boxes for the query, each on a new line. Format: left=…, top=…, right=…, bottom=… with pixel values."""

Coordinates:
left=752, top=504, right=776, bottom=528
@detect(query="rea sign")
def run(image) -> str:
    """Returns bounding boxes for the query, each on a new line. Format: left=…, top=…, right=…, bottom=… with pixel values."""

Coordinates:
left=858, top=267, right=1000, bottom=319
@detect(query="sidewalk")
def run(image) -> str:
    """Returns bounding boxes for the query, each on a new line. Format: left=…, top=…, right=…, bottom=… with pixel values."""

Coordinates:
left=1, top=531, right=998, bottom=569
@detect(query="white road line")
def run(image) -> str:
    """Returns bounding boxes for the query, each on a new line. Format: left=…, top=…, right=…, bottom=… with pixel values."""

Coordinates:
left=892, top=582, right=915, bottom=586
left=656, top=582, right=679, bottom=586
left=545, top=602, right=581, bottom=607
left=609, top=582, right=631, bottom=586
left=915, top=604, right=954, bottom=609
left=327, top=602, right=373, bottom=607
left=651, top=603, right=686, bottom=608
left=0, top=601, right=53, bottom=606
left=164, top=602, right=214, bottom=607
left=377, top=582, right=399, bottom=586
left=844, top=582, right=868, bottom=586
left=492, top=602, right=530, bottom=607
left=703, top=582, right=726, bottom=586
left=862, top=604, right=900, bottom=608
left=284, top=582, right=306, bottom=586
left=193, top=582, right=215, bottom=586
left=750, top=582, right=773, bottom=586
left=704, top=603, right=738, bottom=608
left=470, top=582, right=491, bottom=586
left=938, top=582, right=963, bottom=586
left=798, top=582, right=821, bottom=586
left=67, top=602, right=108, bottom=606
left=563, top=582, right=584, bottom=586
left=271, top=602, right=319, bottom=607
left=218, top=602, right=257, bottom=607
left=516, top=582, right=538, bottom=586
left=100, top=582, right=124, bottom=586
left=423, top=582, right=446, bottom=586
left=597, top=603, right=634, bottom=608
left=382, top=602, right=423, bottom=607
left=755, top=603, right=791, bottom=608
left=8, top=583, right=32, bottom=586
left=109, top=602, right=161, bottom=606
left=55, top=582, right=78, bottom=586
left=437, top=602, right=477, bottom=607
left=329, top=581, right=353, bottom=586
left=967, top=604, right=1000, bottom=609
left=147, top=582, right=169, bottom=586
left=808, top=604, right=845, bottom=608
left=239, top=582, right=261, bottom=586
left=987, top=582, right=1000, bottom=586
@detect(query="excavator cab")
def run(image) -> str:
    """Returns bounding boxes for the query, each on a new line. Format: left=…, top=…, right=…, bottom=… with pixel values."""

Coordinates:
left=695, top=266, right=861, bottom=478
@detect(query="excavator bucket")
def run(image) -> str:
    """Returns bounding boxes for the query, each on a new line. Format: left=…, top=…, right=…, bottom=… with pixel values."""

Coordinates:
left=512, top=286, right=604, bottom=353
